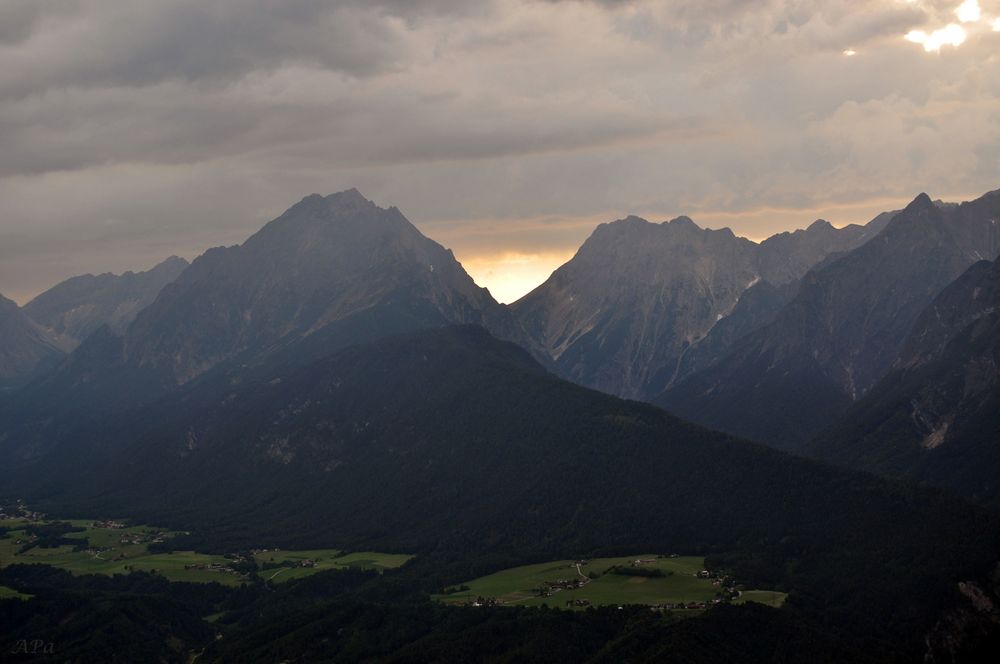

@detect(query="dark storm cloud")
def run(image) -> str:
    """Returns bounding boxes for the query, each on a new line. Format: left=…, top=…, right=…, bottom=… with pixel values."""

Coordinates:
left=0, top=72, right=711, bottom=177
left=0, top=1, right=420, bottom=101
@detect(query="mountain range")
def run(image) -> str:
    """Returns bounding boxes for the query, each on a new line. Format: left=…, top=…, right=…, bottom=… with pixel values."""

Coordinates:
left=22, top=255, right=189, bottom=344
left=656, top=190, right=1000, bottom=449
left=0, top=190, right=535, bottom=465
left=4, top=187, right=1000, bottom=499
left=512, top=213, right=887, bottom=399
left=0, top=256, right=188, bottom=391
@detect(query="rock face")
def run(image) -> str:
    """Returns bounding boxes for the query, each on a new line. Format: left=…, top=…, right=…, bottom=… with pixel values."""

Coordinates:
left=657, top=190, right=1000, bottom=449
left=22, top=256, right=189, bottom=345
left=669, top=279, right=800, bottom=383
left=116, top=189, right=525, bottom=387
left=0, top=294, right=71, bottom=390
left=808, top=257, right=1000, bottom=508
left=512, top=214, right=881, bottom=398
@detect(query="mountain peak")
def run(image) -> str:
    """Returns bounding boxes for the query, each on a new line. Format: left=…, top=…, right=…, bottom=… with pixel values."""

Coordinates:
left=325, top=187, right=372, bottom=207
left=807, top=219, right=833, bottom=231
left=151, top=256, right=189, bottom=273
left=118, top=192, right=523, bottom=387
left=667, top=215, right=698, bottom=230
left=620, top=215, right=649, bottom=225
left=905, top=192, right=935, bottom=213
left=286, top=189, right=374, bottom=217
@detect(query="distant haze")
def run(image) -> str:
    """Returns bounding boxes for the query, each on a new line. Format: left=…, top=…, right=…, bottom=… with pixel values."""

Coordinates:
left=2, top=0, right=998, bottom=304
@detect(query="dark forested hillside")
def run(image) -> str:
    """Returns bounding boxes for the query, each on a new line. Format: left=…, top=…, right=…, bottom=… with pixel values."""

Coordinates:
left=7, top=564, right=976, bottom=664
left=5, top=325, right=1000, bottom=661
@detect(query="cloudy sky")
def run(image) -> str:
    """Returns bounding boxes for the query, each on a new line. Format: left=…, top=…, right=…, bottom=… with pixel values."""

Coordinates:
left=1, top=0, right=998, bottom=303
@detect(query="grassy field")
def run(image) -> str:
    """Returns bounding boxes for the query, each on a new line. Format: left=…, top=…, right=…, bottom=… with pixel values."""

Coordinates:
left=435, top=555, right=721, bottom=609
left=253, top=548, right=414, bottom=582
left=0, top=519, right=247, bottom=586
left=1, top=517, right=414, bottom=588
left=0, top=585, right=31, bottom=600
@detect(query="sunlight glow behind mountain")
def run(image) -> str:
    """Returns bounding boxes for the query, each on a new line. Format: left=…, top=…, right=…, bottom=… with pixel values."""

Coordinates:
left=460, top=250, right=574, bottom=304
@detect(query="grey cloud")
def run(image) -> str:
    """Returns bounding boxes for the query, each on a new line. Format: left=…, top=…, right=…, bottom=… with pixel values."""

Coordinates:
left=0, top=1, right=82, bottom=45
left=0, top=1, right=420, bottom=100
left=611, top=0, right=925, bottom=54
left=1, top=0, right=998, bottom=303
left=0, top=73, right=707, bottom=178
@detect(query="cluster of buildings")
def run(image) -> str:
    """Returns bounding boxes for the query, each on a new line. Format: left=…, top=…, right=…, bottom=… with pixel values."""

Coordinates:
left=0, top=501, right=44, bottom=522
left=183, top=561, right=245, bottom=577
left=118, top=531, right=166, bottom=545
left=651, top=601, right=709, bottom=611
left=534, top=577, right=587, bottom=597
left=469, top=596, right=500, bottom=607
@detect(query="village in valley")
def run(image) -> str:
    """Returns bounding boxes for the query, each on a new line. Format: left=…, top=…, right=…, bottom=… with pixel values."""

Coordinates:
left=437, top=554, right=785, bottom=613
left=3, top=502, right=784, bottom=615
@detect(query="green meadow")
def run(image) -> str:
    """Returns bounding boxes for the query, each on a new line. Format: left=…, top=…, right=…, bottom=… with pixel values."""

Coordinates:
left=1, top=516, right=414, bottom=589
left=436, top=554, right=788, bottom=611
left=436, top=555, right=719, bottom=609
left=0, top=585, right=31, bottom=600
left=0, top=519, right=246, bottom=586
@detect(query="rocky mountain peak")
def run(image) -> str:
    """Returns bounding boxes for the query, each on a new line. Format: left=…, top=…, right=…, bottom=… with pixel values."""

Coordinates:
left=658, top=188, right=1000, bottom=450
left=667, top=215, right=698, bottom=229
left=116, top=191, right=525, bottom=387
left=330, top=187, right=371, bottom=205
left=150, top=256, right=189, bottom=274
left=515, top=200, right=899, bottom=399
left=905, top=192, right=935, bottom=213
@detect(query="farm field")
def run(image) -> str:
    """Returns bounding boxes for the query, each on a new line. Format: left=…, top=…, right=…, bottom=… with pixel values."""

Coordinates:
left=435, top=555, right=722, bottom=610
left=0, top=518, right=247, bottom=586
left=253, top=548, right=414, bottom=582
left=0, top=585, right=30, bottom=600
left=1, top=516, right=413, bottom=588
